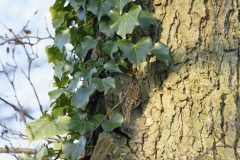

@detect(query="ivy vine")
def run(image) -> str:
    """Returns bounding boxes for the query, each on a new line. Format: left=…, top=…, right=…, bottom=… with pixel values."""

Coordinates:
left=26, top=0, right=169, bottom=159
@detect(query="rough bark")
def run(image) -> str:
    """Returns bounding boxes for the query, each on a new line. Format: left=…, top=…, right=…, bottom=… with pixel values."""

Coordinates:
left=91, top=0, right=240, bottom=159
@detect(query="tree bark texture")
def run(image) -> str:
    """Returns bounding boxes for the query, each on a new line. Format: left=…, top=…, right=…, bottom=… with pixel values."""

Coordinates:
left=92, top=0, right=240, bottom=159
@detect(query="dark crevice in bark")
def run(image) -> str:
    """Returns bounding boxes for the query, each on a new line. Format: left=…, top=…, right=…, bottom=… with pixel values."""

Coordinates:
left=220, top=94, right=227, bottom=132
left=188, top=0, right=195, bottom=14
left=166, top=10, right=177, bottom=45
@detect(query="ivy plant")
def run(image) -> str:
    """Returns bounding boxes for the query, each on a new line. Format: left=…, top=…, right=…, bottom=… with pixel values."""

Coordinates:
left=25, top=0, right=169, bottom=159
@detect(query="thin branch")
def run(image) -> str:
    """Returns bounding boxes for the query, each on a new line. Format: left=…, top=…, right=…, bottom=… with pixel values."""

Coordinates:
left=0, top=36, right=53, bottom=46
left=0, top=124, right=28, bottom=140
left=0, top=97, right=34, bottom=120
left=0, top=147, right=36, bottom=154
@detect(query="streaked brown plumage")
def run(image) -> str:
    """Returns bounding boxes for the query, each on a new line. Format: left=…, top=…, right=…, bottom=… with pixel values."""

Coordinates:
left=121, top=74, right=141, bottom=125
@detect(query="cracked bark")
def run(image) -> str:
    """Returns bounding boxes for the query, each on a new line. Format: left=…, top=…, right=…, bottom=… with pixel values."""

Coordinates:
left=90, top=0, right=240, bottom=159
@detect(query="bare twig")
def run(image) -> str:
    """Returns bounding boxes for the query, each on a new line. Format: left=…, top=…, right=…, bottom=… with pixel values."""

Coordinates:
left=0, top=97, right=34, bottom=120
left=0, top=124, right=28, bottom=140
left=0, top=147, right=36, bottom=154
left=0, top=36, right=53, bottom=46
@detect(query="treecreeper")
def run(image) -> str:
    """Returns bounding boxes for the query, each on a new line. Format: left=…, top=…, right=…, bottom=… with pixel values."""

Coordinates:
left=121, top=73, right=141, bottom=127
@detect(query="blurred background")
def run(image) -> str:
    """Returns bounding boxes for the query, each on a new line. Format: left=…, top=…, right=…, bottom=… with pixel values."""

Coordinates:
left=0, top=0, right=55, bottom=159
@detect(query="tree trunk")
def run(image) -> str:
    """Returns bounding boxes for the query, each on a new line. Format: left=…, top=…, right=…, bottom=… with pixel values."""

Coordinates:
left=91, top=0, right=240, bottom=159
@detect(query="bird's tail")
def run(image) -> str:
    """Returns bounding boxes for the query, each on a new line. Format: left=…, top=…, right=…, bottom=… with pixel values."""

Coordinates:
left=123, top=111, right=131, bottom=127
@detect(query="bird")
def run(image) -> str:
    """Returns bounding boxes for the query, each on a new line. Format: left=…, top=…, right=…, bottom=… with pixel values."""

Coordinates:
left=121, top=74, right=141, bottom=126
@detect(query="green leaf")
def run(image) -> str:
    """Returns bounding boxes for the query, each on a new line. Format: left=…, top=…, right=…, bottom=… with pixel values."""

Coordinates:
left=67, top=0, right=77, bottom=9
left=77, top=6, right=86, bottom=22
left=101, top=113, right=124, bottom=132
left=102, top=40, right=118, bottom=58
left=109, top=6, right=142, bottom=39
left=45, top=45, right=65, bottom=64
left=78, top=36, right=99, bottom=60
left=86, top=0, right=112, bottom=20
left=26, top=116, right=70, bottom=144
left=75, top=45, right=84, bottom=60
left=80, top=68, right=97, bottom=83
left=99, top=16, right=115, bottom=39
left=65, top=77, right=80, bottom=93
left=83, top=16, right=94, bottom=35
left=52, top=0, right=66, bottom=11
left=106, top=0, right=133, bottom=14
left=54, top=27, right=71, bottom=52
left=104, top=61, right=122, bottom=73
left=55, top=61, right=65, bottom=79
left=54, top=141, right=62, bottom=150
left=67, top=115, right=93, bottom=134
left=117, top=57, right=128, bottom=68
left=62, top=136, right=86, bottom=160
left=48, top=88, right=64, bottom=100
left=118, top=37, right=153, bottom=67
left=18, top=153, right=32, bottom=160
left=52, top=106, right=68, bottom=119
left=85, top=58, right=104, bottom=68
left=90, top=114, right=105, bottom=127
left=92, top=77, right=115, bottom=94
left=75, top=0, right=87, bottom=8
left=138, top=10, right=156, bottom=28
left=71, top=84, right=95, bottom=109
left=69, top=27, right=81, bottom=46
left=63, top=61, right=73, bottom=75
left=151, top=42, right=170, bottom=65
left=49, top=7, right=67, bottom=29
left=35, top=142, right=47, bottom=160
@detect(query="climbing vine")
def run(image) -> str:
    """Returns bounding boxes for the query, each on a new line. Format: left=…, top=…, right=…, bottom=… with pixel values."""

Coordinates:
left=25, top=0, right=169, bottom=159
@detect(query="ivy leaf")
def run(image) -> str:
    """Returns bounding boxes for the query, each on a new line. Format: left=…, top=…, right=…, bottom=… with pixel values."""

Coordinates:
left=109, top=6, right=141, bottom=39
left=77, top=6, right=86, bottom=22
left=65, top=77, right=80, bottom=93
left=85, top=58, right=104, bottom=68
left=48, top=88, right=64, bottom=100
left=104, top=61, right=122, bottom=73
left=92, top=77, right=115, bottom=94
left=63, top=61, right=73, bottom=75
left=138, top=11, right=156, bottom=28
left=80, top=68, right=97, bottom=83
left=118, top=37, right=152, bottom=67
left=49, top=7, right=67, bottom=29
left=151, top=42, right=170, bottom=65
left=106, top=0, right=133, bottom=14
left=71, top=84, right=95, bottom=109
left=52, top=106, right=68, bottom=119
left=102, top=40, right=118, bottom=58
left=55, top=61, right=65, bottom=79
left=75, top=0, right=87, bottom=8
left=35, top=142, right=47, bottom=160
left=26, top=116, right=70, bottom=145
left=117, top=57, right=128, bottom=69
left=45, top=45, right=65, bottom=64
left=67, top=0, right=77, bottom=9
left=92, top=114, right=105, bottom=126
left=67, top=115, right=93, bottom=134
left=62, top=136, right=86, bottom=160
left=86, top=0, right=112, bottom=20
left=54, top=27, right=71, bottom=52
left=101, top=113, right=124, bottom=132
left=81, top=36, right=99, bottom=59
left=18, top=153, right=32, bottom=160
left=75, top=45, right=84, bottom=60
left=69, top=27, right=81, bottom=46
left=99, top=16, right=115, bottom=39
